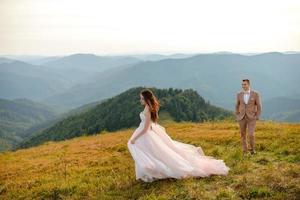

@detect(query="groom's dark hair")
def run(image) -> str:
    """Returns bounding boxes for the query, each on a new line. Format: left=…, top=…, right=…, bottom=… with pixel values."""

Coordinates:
left=242, top=79, right=250, bottom=84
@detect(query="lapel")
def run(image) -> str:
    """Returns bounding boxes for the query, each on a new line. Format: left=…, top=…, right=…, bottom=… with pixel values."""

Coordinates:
left=249, top=90, right=254, bottom=101
left=240, top=91, right=245, bottom=105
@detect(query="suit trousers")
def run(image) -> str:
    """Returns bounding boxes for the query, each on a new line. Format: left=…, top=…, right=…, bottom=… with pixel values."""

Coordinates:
left=238, top=115, right=256, bottom=153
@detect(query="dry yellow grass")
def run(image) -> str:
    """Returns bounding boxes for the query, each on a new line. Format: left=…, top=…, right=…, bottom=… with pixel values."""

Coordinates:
left=0, top=120, right=299, bottom=199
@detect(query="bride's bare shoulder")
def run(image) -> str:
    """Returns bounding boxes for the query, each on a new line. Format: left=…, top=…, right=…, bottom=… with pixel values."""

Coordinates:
left=144, top=105, right=151, bottom=114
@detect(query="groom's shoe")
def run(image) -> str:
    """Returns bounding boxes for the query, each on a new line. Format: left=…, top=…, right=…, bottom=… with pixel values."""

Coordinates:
left=250, top=150, right=256, bottom=155
left=242, top=151, right=249, bottom=157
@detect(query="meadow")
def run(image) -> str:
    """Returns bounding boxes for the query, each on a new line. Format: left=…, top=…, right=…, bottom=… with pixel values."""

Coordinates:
left=0, top=120, right=299, bottom=199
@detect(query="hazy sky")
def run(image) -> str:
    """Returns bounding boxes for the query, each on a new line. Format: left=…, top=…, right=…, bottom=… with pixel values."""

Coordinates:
left=1, top=0, right=300, bottom=55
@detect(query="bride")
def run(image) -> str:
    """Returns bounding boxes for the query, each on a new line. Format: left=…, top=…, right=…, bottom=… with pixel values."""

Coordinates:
left=127, top=89, right=230, bottom=182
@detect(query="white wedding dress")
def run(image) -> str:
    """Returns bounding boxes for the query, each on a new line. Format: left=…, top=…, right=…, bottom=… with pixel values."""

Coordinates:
left=127, top=110, right=230, bottom=182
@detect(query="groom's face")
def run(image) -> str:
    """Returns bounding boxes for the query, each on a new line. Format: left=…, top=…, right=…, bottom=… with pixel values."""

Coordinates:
left=242, top=81, right=250, bottom=91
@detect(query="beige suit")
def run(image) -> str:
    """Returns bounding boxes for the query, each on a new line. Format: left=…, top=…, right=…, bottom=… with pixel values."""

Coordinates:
left=235, top=90, right=262, bottom=153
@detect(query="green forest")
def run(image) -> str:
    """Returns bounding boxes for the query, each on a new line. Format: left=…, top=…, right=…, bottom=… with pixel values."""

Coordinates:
left=17, top=87, right=233, bottom=149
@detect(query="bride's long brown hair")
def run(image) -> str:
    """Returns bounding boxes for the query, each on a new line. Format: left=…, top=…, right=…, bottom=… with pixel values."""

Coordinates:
left=140, top=89, right=160, bottom=123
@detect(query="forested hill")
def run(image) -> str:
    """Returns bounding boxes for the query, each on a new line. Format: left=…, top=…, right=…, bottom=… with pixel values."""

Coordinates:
left=0, top=98, right=57, bottom=151
left=17, top=87, right=233, bottom=149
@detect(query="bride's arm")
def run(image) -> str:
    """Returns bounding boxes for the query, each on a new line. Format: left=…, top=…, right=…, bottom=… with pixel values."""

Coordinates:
left=131, top=106, right=151, bottom=143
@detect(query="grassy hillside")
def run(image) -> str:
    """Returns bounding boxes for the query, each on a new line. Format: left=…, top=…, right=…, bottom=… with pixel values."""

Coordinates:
left=1, top=120, right=299, bottom=199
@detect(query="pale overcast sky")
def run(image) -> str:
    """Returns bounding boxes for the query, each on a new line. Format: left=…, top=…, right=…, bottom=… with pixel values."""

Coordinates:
left=1, top=0, right=300, bottom=55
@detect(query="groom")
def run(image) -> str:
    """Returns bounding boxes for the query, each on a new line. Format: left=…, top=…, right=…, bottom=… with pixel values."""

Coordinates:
left=235, top=79, right=262, bottom=155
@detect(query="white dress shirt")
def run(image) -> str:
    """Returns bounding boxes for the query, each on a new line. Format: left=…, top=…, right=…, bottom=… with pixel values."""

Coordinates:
left=243, top=89, right=251, bottom=104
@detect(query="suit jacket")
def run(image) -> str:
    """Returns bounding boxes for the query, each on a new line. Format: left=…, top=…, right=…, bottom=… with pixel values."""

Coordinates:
left=235, top=90, right=262, bottom=121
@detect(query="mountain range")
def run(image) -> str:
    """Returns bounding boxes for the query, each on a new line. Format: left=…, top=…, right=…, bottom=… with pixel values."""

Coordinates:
left=0, top=52, right=299, bottom=152
left=37, top=53, right=300, bottom=113
left=1, top=52, right=299, bottom=118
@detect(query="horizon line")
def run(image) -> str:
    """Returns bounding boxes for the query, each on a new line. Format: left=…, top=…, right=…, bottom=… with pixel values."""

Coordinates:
left=1, top=50, right=300, bottom=57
